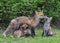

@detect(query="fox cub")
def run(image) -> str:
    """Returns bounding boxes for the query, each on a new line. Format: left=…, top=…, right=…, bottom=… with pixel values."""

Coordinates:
left=13, top=24, right=31, bottom=37
left=42, top=17, right=54, bottom=36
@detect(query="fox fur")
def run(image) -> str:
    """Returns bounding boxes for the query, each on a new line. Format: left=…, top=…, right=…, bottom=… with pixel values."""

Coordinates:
left=13, top=24, right=31, bottom=37
left=42, top=17, right=53, bottom=36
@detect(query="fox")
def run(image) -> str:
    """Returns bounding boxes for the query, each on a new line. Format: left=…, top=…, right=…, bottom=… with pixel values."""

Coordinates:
left=13, top=29, right=31, bottom=37
left=42, top=17, right=54, bottom=36
left=21, top=24, right=31, bottom=36
left=13, top=24, right=31, bottom=37
left=3, top=11, right=47, bottom=37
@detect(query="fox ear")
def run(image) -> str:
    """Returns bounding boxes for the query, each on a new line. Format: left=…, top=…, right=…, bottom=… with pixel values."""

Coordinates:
left=35, top=11, right=38, bottom=14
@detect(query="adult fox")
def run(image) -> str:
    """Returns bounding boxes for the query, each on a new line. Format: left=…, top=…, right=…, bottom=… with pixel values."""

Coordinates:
left=13, top=24, right=31, bottom=37
left=3, top=11, right=47, bottom=37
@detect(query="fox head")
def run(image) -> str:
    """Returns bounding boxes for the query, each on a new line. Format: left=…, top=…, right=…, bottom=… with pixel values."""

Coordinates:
left=46, top=17, right=52, bottom=23
left=22, top=24, right=28, bottom=30
left=35, top=11, right=44, bottom=16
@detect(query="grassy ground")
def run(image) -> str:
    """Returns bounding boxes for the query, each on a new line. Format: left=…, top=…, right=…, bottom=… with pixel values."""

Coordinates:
left=0, top=29, right=60, bottom=43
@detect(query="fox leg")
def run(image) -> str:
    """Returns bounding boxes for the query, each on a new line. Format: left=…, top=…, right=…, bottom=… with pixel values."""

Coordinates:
left=46, top=29, right=53, bottom=36
left=3, top=19, right=17, bottom=37
left=30, top=27, right=35, bottom=37
left=46, top=31, right=49, bottom=36
left=3, top=27, right=10, bottom=37
left=3, top=24, right=13, bottom=37
left=3, top=23, right=14, bottom=37
left=25, top=22, right=35, bottom=37
left=42, top=30, right=44, bottom=37
left=42, top=30, right=48, bottom=37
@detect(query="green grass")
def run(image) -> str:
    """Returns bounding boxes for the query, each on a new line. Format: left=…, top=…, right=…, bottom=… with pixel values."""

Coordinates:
left=0, top=29, right=60, bottom=43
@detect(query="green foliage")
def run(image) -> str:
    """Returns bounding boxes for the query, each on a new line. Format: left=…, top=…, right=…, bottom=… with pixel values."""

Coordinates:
left=0, top=0, right=60, bottom=27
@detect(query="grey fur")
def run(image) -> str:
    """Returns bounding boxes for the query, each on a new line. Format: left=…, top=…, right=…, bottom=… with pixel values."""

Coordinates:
left=42, top=17, right=53, bottom=36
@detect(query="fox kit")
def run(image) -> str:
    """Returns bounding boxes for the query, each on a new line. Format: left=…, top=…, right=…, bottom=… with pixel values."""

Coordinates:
left=42, top=17, right=53, bottom=36
left=13, top=29, right=31, bottom=37
left=13, top=24, right=31, bottom=37
left=13, top=30, right=24, bottom=37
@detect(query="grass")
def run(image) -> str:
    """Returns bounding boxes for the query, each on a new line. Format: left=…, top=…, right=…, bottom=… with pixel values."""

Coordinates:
left=0, top=29, right=60, bottom=43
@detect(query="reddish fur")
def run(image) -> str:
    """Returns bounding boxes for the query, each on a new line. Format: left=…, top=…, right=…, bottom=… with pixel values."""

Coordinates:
left=13, top=24, right=31, bottom=37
